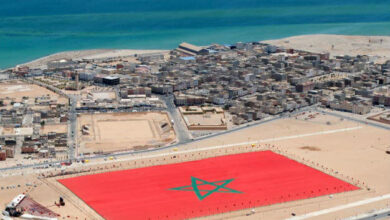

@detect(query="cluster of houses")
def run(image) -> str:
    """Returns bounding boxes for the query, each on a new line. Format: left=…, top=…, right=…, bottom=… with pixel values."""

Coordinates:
left=157, top=42, right=389, bottom=123
left=6, top=41, right=390, bottom=126
left=0, top=92, right=69, bottom=161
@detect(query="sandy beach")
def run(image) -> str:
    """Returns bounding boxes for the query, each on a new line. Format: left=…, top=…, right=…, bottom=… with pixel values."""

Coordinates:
left=10, top=34, right=390, bottom=70
left=19, top=49, right=169, bottom=69
left=263, top=34, right=390, bottom=63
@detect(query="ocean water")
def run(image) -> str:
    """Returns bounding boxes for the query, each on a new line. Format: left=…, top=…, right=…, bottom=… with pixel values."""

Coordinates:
left=0, top=0, right=390, bottom=69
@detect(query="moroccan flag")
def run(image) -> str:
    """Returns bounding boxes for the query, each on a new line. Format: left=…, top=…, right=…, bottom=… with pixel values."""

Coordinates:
left=59, top=151, right=358, bottom=220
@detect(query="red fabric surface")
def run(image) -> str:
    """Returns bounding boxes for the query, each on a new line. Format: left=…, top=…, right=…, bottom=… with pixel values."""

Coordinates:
left=59, top=151, right=358, bottom=220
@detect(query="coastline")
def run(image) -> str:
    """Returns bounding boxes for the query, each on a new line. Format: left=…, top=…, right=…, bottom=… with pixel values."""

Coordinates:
left=262, top=34, right=390, bottom=63
left=5, top=34, right=390, bottom=70
left=16, top=49, right=169, bottom=69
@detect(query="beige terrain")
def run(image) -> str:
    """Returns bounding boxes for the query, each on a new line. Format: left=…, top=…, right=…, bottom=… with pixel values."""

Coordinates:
left=0, top=80, right=68, bottom=105
left=20, top=49, right=169, bottom=69
left=185, top=113, right=225, bottom=126
left=80, top=49, right=169, bottom=60
left=263, top=34, right=390, bottom=63
left=40, top=124, right=68, bottom=135
left=0, top=174, right=99, bottom=220
left=77, top=112, right=176, bottom=153
left=367, top=111, right=390, bottom=126
left=1, top=112, right=388, bottom=220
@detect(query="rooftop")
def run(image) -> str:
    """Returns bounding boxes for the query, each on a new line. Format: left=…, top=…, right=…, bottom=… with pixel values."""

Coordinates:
left=179, top=42, right=202, bottom=52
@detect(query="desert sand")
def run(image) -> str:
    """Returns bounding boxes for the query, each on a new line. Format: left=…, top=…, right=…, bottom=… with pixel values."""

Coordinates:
left=263, top=34, right=390, bottom=63
left=20, top=49, right=169, bottom=69
left=0, top=80, right=68, bottom=104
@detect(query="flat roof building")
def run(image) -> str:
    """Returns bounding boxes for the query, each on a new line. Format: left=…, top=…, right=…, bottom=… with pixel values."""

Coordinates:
left=103, top=76, right=120, bottom=85
left=176, top=42, right=208, bottom=56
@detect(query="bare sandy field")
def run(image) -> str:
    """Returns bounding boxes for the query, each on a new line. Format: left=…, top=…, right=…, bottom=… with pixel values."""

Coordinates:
left=0, top=127, right=14, bottom=135
left=81, top=49, right=169, bottom=60
left=40, top=124, right=68, bottom=135
left=185, top=112, right=225, bottom=126
left=0, top=80, right=68, bottom=104
left=263, top=34, right=390, bottom=63
left=77, top=112, right=175, bottom=153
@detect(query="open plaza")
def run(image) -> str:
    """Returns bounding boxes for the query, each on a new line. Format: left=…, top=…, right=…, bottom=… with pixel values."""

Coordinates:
left=78, top=112, right=176, bottom=154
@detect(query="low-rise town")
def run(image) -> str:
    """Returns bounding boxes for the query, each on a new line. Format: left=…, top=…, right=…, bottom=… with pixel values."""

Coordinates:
left=3, top=0, right=390, bottom=218
left=0, top=40, right=390, bottom=220
left=0, top=41, right=390, bottom=164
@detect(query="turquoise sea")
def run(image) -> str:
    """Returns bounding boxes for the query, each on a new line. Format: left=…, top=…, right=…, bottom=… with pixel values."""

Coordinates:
left=1, top=0, right=390, bottom=69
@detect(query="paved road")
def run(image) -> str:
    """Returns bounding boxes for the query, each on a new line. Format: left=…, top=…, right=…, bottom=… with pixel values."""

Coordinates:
left=26, top=78, right=79, bottom=160
left=288, top=194, right=390, bottom=220
left=68, top=95, right=78, bottom=160
left=114, top=86, right=121, bottom=102
left=0, top=105, right=294, bottom=172
left=316, top=108, right=390, bottom=131
left=1, top=102, right=387, bottom=173
left=71, top=106, right=314, bottom=160
left=158, top=94, right=191, bottom=143
left=356, top=210, right=390, bottom=220
left=0, top=105, right=319, bottom=172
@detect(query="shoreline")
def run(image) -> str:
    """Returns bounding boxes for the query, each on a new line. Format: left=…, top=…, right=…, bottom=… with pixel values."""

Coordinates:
left=14, top=49, right=169, bottom=70
left=3, top=34, right=390, bottom=71
left=262, top=34, right=390, bottom=64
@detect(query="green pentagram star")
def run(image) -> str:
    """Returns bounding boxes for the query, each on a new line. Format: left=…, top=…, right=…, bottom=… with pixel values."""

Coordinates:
left=169, top=176, right=242, bottom=200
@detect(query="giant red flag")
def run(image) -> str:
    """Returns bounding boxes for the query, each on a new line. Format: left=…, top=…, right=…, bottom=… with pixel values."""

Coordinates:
left=59, top=151, right=358, bottom=220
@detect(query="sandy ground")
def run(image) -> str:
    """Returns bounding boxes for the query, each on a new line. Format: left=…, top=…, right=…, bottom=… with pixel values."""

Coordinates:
left=0, top=174, right=99, bottom=220
left=184, top=112, right=225, bottom=126
left=77, top=112, right=175, bottom=153
left=40, top=124, right=68, bottom=135
left=81, top=49, right=169, bottom=60
left=20, top=49, right=169, bottom=69
left=367, top=111, right=390, bottom=125
left=79, top=87, right=117, bottom=101
left=0, top=80, right=68, bottom=104
left=1, top=113, right=389, bottom=220
left=263, top=34, right=390, bottom=63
